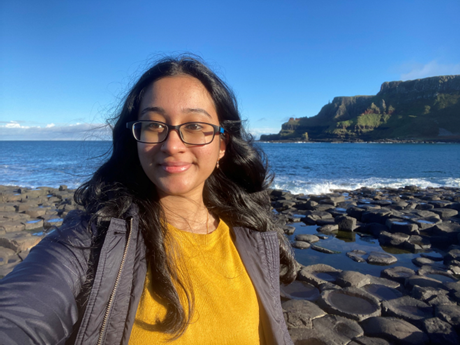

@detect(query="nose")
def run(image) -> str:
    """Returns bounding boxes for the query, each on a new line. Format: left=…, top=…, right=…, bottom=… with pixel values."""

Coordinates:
left=160, top=128, right=186, bottom=154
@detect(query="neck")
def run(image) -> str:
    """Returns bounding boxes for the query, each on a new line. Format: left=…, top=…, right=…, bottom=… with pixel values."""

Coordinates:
left=159, top=194, right=217, bottom=234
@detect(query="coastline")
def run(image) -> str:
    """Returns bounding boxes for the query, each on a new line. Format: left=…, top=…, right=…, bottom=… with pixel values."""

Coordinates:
left=1, top=184, right=460, bottom=343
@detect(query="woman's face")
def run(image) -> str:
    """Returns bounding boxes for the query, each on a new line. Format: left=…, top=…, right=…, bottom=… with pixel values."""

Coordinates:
left=137, top=75, right=226, bottom=199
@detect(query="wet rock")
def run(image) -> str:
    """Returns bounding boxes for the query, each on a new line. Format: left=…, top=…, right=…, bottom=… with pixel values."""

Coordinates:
left=367, top=275, right=400, bottom=289
left=0, top=221, right=25, bottom=233
left=367, top=251, right=397, bottom=265
left=381, top=266, right=415, bottom=285
left=360, top=316, right=429, bottom=345
left=316, top=219, right=336, bottom=226
left=378, top=231, right=409, bottom=247
left=349, top=336, right=391, bottom=345
left=295, top=234, right=319, bottom=243
left=313, top=314, right=363, bottom=341
left=359, top=223, right=388, bottom=237
left=422, top=317, right=460, bottom=345
left=411, top=285, right=449, bottom=302
left=412, top=256, right=435, bottom=267
left=385, top=218, right=418, bottom=233
left=382, top=296, right=433, bottom=326
left=317, top=224, right=339, bottom=233
left=317, top=287, right=381, bottom=322
left=444, top=248, right=460, bottom=266
left=431, top=223, right=460, bottom=242
left=362, top=284, right=403, bottom=301
left=405, top=275, right=446, bottom=291
left=336, top=270, right=370, bottom=288
left=311, top=244, right=340, bottom=254
left=404, top=235, right=431, bottom=251
left=288, top=314, right=363, bottom=345
left=283, top=226, right=295, bottom=235
left=0, top=232, right=43, bottom=252
left=23, top=219, right=44, bottom=230
left=336, top=215, right=357, bottom=232
left=346, top=249, right=366, bottom=263
left=431, top=208, right=458, bottom=220
left=346, top=207, right=366, bottom=221
left=298, top=264, right=341, bottom=286
left=292, top=241, right=310, bottom=249
left=362, top=209, right=392, bottom=224
left=435, top=304, right=460, bottom=333
left=281, top=281, right=320, bottom=302
left=282, top=299, right=326, bottom=328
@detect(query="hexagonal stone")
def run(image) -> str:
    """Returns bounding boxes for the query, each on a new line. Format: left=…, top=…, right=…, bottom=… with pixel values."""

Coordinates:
left=0, top=220, right=25, bottom=233
left=362, top=284, right=403, bottom=302
left=431, top=208, right=458, bottom=220
left=336, top=270, right=370, bottom=288
left=292, top=241, right=311, bottom=249
left=23, top=219, right=44, bottom=230
left=295, top=234, right=320, bottom=243
left=422, top=317, right=460, bottom=345
left=360, top=316, right=429, bottom=345
left=336, top=215, right=357, bottom=231
left=282, top=299, right=326, bottom=329
left=280, top=281, right=320, bottom=302
left=435, top=304, right=460, bottom=333
left=346, top=249, right=367, bottom=263
left=378, top=231, right=409, bottom=247
left=317, top=287, right=381, bottom=322
left=382, top=296, right=433, bottom=326
left=367, top=251, right=397, bottom=265
left=298, top=264, right=341, bottom=286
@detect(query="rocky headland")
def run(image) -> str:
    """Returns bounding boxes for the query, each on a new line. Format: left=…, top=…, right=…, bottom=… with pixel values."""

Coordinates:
left=261, top=74, right=460, bottom=143
left=1, top=184, right=460, bottom=344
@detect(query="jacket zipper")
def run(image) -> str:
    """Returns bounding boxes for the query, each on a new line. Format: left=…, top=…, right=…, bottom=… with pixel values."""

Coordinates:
left=96, top=217, right=134, bottom=345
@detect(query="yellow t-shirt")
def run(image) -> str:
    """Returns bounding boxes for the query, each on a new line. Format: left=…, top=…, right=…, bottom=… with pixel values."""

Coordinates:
left=129, top=220, right=263, bottom=344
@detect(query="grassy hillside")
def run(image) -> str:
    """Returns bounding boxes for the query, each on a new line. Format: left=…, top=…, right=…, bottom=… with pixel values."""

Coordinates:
left=260, top=75, right=460, bottom=142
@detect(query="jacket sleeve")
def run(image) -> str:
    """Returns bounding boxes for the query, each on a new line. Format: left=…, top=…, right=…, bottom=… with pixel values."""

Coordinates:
left=0, top=210, right=93, bottom=345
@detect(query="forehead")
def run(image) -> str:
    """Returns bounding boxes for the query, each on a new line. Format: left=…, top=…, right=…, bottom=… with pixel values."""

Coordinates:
left=139, top=75, right=218, bottom=121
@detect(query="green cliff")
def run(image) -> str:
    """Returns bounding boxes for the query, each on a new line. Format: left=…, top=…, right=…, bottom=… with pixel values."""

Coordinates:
left=260, top=75, right=460, bottom=142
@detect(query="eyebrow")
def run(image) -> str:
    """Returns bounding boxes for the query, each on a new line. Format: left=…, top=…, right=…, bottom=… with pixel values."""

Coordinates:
left=140, top=107, right=212, bottom=119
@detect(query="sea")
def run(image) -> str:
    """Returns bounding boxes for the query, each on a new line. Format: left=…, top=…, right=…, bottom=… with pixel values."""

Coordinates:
left=1, top=141, right=459, bottom=194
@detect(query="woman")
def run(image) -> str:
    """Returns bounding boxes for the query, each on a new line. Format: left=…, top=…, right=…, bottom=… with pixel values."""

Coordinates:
left=0, top=56, right=296, bottom=344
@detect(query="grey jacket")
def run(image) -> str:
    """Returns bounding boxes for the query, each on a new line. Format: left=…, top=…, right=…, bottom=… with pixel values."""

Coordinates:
left=0, top=208, right=292, bottom=345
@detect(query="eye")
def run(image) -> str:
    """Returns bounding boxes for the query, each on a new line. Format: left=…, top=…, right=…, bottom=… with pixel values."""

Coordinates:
left=184, top=123, right=204, bottom=131
left=144, top=122, right=165, bottom=131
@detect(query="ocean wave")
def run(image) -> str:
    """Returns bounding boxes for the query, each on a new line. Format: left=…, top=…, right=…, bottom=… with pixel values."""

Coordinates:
left=272, top=177, right=460, bottom=195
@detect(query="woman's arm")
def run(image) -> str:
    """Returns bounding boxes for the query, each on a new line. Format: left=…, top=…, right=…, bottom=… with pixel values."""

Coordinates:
left=0, top=211, right=93, bottom=345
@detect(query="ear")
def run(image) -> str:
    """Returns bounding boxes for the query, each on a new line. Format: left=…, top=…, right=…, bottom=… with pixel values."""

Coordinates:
left=218, top=134, right=226, bottom=160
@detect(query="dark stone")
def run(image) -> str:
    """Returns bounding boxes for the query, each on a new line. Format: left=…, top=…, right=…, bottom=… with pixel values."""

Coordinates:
left=336, top=215, right=357, bottom=232
left=431, top=208, right=458, bottom=220
left=381, top=266, right=415, bottom=285
left=282, top=299, right=326, bottom=328
left=346, top=249, right=367, bottom=263
left=422, top=317, right=460, bottom=345
left=295, top=234, right=320, bottom=243
left=367, top=251, right=397, bottom=265
left=311, top=245, right=340, bottom=254
left=292, top=241, right=311, bottom=249
left=347, top=207, right=366, bottom=221
left=362, top=209, right=392, bottom=224
left=381, top=296, right=433, bottom=327
left=360, top=316, right=429, bottom=345
left=378, top=231, right=409, bottom=247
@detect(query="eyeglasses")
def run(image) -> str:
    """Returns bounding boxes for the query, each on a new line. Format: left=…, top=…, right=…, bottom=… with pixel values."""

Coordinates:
left=126, top=120, right=225, bottom=145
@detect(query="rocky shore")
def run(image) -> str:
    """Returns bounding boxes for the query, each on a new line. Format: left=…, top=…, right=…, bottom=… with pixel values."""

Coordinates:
left=273, top=185, right=460, bottom=344
left=1, top=184, right=460, bottom=343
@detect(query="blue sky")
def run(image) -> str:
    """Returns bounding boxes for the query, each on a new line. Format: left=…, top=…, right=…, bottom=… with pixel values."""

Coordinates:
left=1, top=0, right=459, bottom=140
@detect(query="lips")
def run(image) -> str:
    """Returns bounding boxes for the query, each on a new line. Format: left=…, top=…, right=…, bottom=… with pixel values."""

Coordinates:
left=160, top=161, right=192, bottom=173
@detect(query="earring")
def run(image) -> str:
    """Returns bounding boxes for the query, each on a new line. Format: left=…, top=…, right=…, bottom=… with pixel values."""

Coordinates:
left=216, top=160, right=220, bottom=169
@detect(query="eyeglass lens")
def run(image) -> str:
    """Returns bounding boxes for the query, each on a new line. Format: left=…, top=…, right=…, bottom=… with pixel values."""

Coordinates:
left=133, top=122, right=217, bottom=144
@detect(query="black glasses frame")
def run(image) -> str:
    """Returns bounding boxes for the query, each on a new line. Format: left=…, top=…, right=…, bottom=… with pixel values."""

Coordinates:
left=126, top=120, right=225, bottom=145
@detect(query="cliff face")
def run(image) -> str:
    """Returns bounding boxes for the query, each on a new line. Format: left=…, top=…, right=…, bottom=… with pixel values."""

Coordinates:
left=261, top=75, right=460, bottom=141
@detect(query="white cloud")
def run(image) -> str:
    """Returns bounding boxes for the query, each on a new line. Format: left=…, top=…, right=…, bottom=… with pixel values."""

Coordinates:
left=247, top=127, right=281, bottom=140
left=401, top=61, right=460, bottom=81
left=0, top=122, right=111, bottom=140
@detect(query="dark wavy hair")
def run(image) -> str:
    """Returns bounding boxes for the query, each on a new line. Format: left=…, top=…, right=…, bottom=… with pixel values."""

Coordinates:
left=74, top=55, right=296, bottom=337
